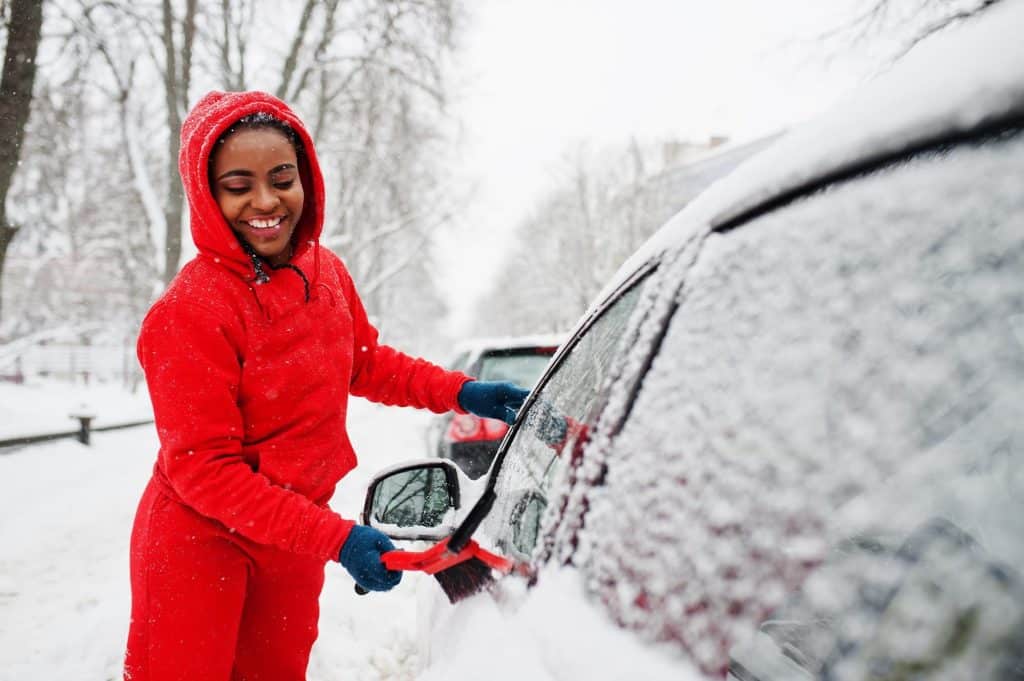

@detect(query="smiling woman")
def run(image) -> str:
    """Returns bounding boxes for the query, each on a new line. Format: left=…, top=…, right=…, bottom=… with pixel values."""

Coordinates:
left=122, top=90, right=530, bottom=681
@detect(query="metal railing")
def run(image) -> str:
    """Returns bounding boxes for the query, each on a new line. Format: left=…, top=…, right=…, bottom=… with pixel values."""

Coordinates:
left=0, top=415, right=154, bottom=452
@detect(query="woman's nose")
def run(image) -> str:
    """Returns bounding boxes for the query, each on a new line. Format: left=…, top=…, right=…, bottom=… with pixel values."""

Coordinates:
left=251, top=184, right=280, bottom=212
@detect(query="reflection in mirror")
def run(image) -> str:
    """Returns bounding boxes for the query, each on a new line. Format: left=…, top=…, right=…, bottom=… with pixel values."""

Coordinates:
left=370, top=466, right=453, bottom=529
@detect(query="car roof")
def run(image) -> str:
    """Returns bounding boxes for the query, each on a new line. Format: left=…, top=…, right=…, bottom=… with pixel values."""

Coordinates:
left=450, top=333, right=566, bottom=357
left=640, top=134, right=782, bottom=212
left=593, top=1, right=1024, bottom=311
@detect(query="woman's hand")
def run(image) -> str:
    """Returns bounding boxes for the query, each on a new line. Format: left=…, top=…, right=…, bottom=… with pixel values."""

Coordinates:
left=338, top=525, right=402, bottom=592
left=457, top=380, right=530, bottom=424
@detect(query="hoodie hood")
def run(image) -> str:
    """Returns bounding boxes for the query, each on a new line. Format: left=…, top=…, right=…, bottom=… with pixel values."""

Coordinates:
left=180, top=90, right=326, bottom=280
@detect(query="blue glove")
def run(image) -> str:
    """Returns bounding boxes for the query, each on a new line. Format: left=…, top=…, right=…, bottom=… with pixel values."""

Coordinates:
left=458, top=380, right=530, bottom=425
left=339, top=525, right=402, bottom=592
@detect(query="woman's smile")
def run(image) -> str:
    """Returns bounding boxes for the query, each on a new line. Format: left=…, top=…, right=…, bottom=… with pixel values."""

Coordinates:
left=244, top=215, right=285, bottom=230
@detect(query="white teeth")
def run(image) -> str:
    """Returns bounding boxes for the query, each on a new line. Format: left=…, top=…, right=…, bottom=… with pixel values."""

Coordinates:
left=248, top=216, right=283, bottom=229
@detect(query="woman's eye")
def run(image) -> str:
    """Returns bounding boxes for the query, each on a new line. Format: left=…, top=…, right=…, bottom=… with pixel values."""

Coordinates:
left=222, top=185, right=249, bottom=195
left=273, top=180, right=295, bottom=190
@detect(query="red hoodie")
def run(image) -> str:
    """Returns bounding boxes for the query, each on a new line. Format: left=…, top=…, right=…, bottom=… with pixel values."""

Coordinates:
left=137, top=91, right=470, bottom=562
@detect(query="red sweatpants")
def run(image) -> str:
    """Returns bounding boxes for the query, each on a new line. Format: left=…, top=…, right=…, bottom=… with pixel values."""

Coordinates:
left=124, top=478, right=327, bottom=681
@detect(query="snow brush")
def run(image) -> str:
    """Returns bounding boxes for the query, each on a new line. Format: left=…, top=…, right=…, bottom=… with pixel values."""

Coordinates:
left=354, top=487, right=514, bottom=602
left=355, top=532, right=513, bottom=603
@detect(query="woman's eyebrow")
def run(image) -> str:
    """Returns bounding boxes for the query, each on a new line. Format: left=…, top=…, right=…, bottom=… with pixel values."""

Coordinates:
left=216, top=164, right=294, bottom=181
left=216, top=169, right=254, bottom=181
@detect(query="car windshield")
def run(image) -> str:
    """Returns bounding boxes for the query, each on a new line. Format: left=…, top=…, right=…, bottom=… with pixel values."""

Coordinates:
left=477, top=351, right=554, bottom=387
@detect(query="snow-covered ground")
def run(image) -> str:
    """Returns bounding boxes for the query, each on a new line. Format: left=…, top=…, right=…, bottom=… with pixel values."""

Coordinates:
left=0, top=380, right=436, bottom=681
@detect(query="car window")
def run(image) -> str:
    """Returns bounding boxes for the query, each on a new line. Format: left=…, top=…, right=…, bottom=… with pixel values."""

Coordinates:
left=447, top=350, right=471, bottom=372
left=569, top=129, right=1024, bottom=676
left=478, top=351, right=554, bottom=387
left=480, top=280, right=648, bottom=561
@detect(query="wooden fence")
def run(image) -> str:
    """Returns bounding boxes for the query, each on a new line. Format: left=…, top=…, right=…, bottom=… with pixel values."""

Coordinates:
left=1, top=339, right=141, bottom=388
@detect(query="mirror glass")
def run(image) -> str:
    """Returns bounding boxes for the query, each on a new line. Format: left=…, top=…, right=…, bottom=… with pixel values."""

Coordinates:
left=369, top=465, right=454, bottom=529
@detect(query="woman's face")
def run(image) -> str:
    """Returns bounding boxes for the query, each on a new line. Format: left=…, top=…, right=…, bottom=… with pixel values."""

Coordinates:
left=211, top=127, right=304, bottom=266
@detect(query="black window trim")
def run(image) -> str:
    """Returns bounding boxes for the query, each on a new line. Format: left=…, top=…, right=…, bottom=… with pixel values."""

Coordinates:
left=711, top=113, right=1024, bottom=235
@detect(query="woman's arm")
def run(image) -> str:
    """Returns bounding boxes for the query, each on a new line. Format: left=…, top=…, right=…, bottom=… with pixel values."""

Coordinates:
left=138, top=299, right=353, bottom=562
left=335, top=263, right=473, bottom=413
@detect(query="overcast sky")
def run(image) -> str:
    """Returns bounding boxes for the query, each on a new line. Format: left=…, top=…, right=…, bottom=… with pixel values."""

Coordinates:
left=435, top=0, right=874, bottom=332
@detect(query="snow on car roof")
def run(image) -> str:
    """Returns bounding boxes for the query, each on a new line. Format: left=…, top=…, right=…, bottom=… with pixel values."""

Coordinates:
left=451, top=333, right=566, bottom=356
left=601, top=0, right=1024, bottom=303
left=706, top=0, right=1024, bottom=231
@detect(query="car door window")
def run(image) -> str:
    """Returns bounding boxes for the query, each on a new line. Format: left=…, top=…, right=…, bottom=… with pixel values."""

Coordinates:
left=480, top=279, right=648, bottom=561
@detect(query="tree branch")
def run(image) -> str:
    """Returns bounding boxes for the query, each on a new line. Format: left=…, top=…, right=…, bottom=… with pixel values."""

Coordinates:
left=288, top=0, right=340, bottom=101
left=889, top=0, right=1002, bottom=60
left=181, top=0, right=197, bottom=111
left=276, top=0, right=316, bottom=100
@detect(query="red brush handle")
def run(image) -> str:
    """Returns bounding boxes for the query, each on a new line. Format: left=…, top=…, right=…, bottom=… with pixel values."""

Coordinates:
left=381, top=538, right=513, bottom=575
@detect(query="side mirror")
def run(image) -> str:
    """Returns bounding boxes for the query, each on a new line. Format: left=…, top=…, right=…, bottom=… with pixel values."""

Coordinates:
left=361, top=460, right=462, bottom=540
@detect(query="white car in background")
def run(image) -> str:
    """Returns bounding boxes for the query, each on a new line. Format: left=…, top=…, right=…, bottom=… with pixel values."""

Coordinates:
left=361, top=4, right=1024, bottom=679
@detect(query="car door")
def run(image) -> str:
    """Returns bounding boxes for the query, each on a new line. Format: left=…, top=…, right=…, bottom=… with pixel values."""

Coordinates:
left=563, top=127, right=1024, bottom=677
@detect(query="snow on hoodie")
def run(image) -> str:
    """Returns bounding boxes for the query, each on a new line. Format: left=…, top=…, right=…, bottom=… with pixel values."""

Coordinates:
left=137, top=90, right=471, bottom=562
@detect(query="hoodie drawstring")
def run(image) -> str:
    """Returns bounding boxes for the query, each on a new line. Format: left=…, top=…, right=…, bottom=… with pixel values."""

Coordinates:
left=237, top=236, right=310, bottom=302
left=270, top=262, right=310, bottom=302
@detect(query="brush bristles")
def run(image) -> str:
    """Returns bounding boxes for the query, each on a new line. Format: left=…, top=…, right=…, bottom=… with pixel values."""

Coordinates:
left=433, top=556, right=495, bottom=603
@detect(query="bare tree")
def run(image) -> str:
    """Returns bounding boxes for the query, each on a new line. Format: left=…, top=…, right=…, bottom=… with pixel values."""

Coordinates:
left=4, top=0, right=465, bottom=351
left=831, top=0, right=1004, bottom=63
left=266, top=0, right=465, bottom=342
left=42, top=0, right=196, bottom=288
left=210, top=0, right=251, bottom=90
left=469, top=142, right=655, bottom=337
left=468, top=136, right=762, bottom=338
left=159, top=0, right=197, bottom=285
left=5, top=70, right=159, bottom=338
left=0, top=0, right=44, bottom=324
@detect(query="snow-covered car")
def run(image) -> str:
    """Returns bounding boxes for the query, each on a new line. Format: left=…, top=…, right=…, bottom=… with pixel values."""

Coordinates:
left=361, top=5, right=1024, bottom=680
left=426, top=335, right=562, bottom=478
